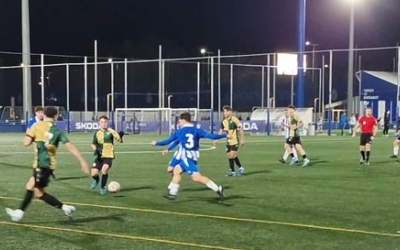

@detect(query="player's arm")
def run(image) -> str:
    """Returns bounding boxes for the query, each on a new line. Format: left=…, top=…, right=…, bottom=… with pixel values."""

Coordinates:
left=293, top=116, right=304, bottom=129
left=108, top=128, right=122, bottom=143
left=162, top=140, right=179, bottom=155
left=234, top=117, right=245, bottom=146
left=352, top=123, right=360, bottom=137
left=372, top=119, right=378, bottom=137
left=65, top=142, right=90, bottom=174
left=151, top=133, right=177, bottom=146
left=23, top=123, right=36, bottom=146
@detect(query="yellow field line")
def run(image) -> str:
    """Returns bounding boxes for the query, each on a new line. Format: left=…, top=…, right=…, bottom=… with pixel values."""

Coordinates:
left=0, top=220, right=243, bottom=250
left=1, top=196, right=399, bottom=238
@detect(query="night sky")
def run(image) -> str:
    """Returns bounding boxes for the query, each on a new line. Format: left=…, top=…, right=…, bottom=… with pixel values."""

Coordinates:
left=1, top=0, right=400, bottom=110
left=1, top=0, right=400, bottom=58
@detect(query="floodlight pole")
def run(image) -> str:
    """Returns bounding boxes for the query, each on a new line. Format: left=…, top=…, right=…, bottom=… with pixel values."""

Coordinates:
left=296, top=0, right=306, bottom=107
left=22, top=0, right=32, bottom=118
left=347, top=0, right=355, bottom=117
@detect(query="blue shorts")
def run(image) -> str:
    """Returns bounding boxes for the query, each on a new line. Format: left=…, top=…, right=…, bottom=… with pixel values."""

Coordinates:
left=178, top=159, right=199, bottom=176
left=168, top=157, right=180, bottom=168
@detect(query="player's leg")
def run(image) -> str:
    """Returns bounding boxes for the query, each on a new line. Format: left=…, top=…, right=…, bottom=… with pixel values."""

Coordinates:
left=226, top=145, right=236, bottom=176
left=280, top=142, right=289, bottom=163
left=99, top=160, right=112, bottom=195
left=231, top=146, right=244, bottom=176
left=165, top=165, right=183, bottom=199
left=186, top=160, right=224, bottom=201
left=167, top=157, right=180, bottom=189
left=285, top=140, right=298, bottom=165
left=391, top=138, right=399, bottom=158
left=359, top=134, right=367, bottom=164
left=5, top=176, right=35, bottom=221
left=90, top=160, right=101, bottom=189
left=295, top=142, right=310, bottom=167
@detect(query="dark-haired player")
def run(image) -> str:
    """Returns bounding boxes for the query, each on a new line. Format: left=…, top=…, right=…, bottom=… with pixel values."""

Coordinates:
left=5, top=106, right=89, bottom=222
left=151, top=112, right=228, bottom=201
left=215, top=105, right=245, bottom=176
left=91, top=115, right=124, bottom=195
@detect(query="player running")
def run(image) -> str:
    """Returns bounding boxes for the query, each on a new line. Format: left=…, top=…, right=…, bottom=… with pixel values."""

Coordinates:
left=390, top=131, right=400, bottom=159
left=151, top=112, right=229, bottom=201
left=5, top=106, right=89, bottom=222
left=90, top=115, right=124, bottom=195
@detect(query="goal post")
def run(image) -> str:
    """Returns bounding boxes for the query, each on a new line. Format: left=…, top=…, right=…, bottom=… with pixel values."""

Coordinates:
left=114, top=108, right=213, bottom=135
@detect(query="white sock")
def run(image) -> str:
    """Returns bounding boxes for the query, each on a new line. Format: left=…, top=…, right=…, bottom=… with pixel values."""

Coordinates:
left=167, top=182, right=173, bottom=190
left=169, top=183, right=180, bottom=195
left=206, top=181, right=219, bottom=192
left=394, top=146, right=399, bottom=156
left=283, top=150, right=289, bottom=161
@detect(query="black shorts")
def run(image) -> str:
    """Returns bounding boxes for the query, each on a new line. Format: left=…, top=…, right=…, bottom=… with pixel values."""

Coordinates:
left=33, top=167, right=53, bottom=188
left=226, top=144, right=239, bottom=153
left=360, top=133, right=373, bottom=146
left=286, top=136, right=302, bottom=145
left=92, top=157, right=113, bottom=171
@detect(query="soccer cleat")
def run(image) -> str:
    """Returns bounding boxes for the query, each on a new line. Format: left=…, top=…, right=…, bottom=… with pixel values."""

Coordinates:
left=100, top=188, right=106, bottom=195
left=290, top=157, right=298, bottom=166
left=5, top=208, right=24, bottom=222
left=302, top=158, right=310, bottom=167
left=365, top=161, right=370, bottom=166
left=90, top=180, right=99, bottom=189
left=164, top=192, right=177, bottom=200
left=278, top=159, right=286, bottom=163
left=237, top=167, right=245, bottom=176
left=217, top=185, right=224, bottom=202
left=390, top=155, right=398, bottom=159
left=359, top=158, right=365, bottom=165
left=62, top=205, right=76, bottom=218
left=225, top=171, right=236, bottom=177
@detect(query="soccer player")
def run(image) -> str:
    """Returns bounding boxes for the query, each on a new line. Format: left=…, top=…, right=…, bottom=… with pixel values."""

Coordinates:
left=279, top=108, right=298, bottom=163
left=27, top=106, right=57, bottom=179
left=26, top=106, right=44, bottom=131
left=352, top=107, right=378, bottom=165
left=284, top=105, right=310, bottom=167
left=390, top=131, right=400, bottom=159
left=91, top=115, right=124, bottom=195
left=151, top=112, right=228, bottom=201
left=5, top=106, right=89, bottom=222
left=216, top=105, right=245, bottom=176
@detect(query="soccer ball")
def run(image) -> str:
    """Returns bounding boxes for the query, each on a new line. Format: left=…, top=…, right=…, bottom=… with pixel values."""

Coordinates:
left=107, top=181, right=121, bottom=193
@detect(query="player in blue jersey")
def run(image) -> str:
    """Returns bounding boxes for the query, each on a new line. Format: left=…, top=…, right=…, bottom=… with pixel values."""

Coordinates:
left=151, top=112, right=229, bottom=202
left=26, top=106, right=44, bottom=131
left=390, top=131, right=400, bottom=159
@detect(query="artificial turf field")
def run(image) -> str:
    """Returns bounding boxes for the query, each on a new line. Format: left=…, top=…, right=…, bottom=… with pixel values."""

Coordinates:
left=1, top=132, right=400, bottom=250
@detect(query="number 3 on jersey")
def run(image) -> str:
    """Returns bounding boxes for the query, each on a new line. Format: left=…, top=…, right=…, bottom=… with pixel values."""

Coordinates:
left=185, top=133, right=194, bottom=149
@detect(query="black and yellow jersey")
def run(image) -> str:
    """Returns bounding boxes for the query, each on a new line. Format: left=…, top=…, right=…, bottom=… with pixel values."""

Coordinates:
left=92, top=129, right=120, bottom=158
left=288, top=115, right=302, bottom=137
left=220, top=116, right=242, bottom=146
left=26, top=121, right=69, bottom=169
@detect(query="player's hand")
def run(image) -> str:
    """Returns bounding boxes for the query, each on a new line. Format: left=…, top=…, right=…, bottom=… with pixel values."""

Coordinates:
left=150, top=141, right=157, bottom=146
left=118, top=131, right=125, bottom=143
left=80, top=161, right=90, bottom=174
left=241, top=141, right=245, bottom=146
left=371, top=136, right=375, bottom=141
left=352, top=133, right=356, bottom=138
left=162, top=149, right=169, bottom=156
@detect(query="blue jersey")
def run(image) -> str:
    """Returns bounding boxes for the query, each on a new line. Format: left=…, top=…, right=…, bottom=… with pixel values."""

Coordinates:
left=156, top=124, right=226, bottom=163
left=27, top=117, right=40, bottom=130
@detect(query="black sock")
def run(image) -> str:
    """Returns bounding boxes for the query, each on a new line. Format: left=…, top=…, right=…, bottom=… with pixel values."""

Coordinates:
left=228, top=159, right=235, bottom=172
left=40, top=193, right=63, bottom=209
left=290, top=153, right=294, bottom=157
left=93, top=175, right=100, bottom=182
left=101, top=174, right=108, bottom=188
left=19, top=190, right=34, bottom=211
left=360, top=151, right=366, bottom=160
left=366, top=151, right=370, bottom=161
left=234, top=157, right=242, bottom=168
